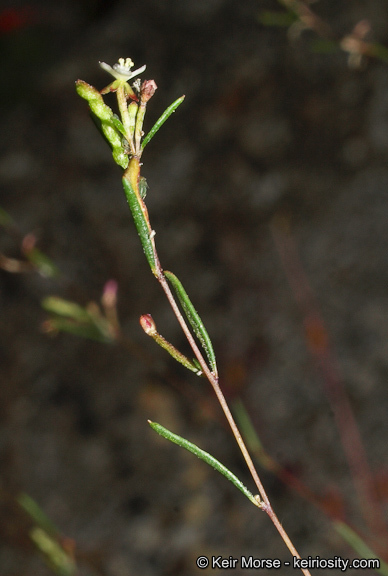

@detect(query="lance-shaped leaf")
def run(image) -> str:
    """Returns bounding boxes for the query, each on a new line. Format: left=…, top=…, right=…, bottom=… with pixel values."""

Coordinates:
left=149, top=421, right=259, bottom=506
left=164, top=270, right=217, bottom=376
left=142, top=95, right=185, bottom=150
left=140, top=314, right=202, bottom=375
left=111, top=114, right=127, bottom=138
left=122, top=158, right=157, bottom=274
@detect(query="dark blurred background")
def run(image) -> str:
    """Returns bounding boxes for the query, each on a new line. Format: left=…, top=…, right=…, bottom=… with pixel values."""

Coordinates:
left=2, top=0, right=388, bottom=574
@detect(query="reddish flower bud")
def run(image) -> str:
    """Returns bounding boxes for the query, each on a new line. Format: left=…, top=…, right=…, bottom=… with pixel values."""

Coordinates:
left=140, top=314, right=157, bottom=335
left=102, top=280, right=118, bottom=308
left=141, top=80, right=157, bottom=102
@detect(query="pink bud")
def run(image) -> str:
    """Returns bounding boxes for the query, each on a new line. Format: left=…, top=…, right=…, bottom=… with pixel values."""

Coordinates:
left=141, top=80, right=157, bottom=102
left=140, top=314, right=157, bottom=335
left=102, top=279, right=118, bottom=308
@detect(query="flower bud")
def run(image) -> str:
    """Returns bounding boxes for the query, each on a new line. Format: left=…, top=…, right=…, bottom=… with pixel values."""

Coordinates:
left=141, top=80, right=157, bottom=102
left=140, top=314, right=157, bottom=335
left=102, top=280, right=118, bottom=308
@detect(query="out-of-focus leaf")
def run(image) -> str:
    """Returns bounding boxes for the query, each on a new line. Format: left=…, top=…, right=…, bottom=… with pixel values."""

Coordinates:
left=258, top=10, right=296, bottom=27
left=30, top=527, right=76, bottom=576
left=18, top=493, right=58, bottom=537
left=26, top=248, right=60, bottom=278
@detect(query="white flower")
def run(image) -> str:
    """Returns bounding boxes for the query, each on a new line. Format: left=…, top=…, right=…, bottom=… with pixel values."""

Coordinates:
left=99, top=57, right=146, bottom=82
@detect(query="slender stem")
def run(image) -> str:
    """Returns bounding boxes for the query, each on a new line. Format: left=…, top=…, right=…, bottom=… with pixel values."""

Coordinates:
left=264, top=502, right=311, bottom=576
left=134, top=101, right=146, bottom=155
left=118, top=90, right=310, bottom=571
left=151, top=253, right=310, bottom=575
left=116, top=86, right=136, bottom=156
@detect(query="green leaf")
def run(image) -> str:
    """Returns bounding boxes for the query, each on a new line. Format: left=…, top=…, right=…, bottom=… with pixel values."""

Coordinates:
left=367, top=42, right=388, bottom=64
left=45, top=317, right=112, bottom=342
left=77, top=81, right=128, bottom=170
left=258, top=10, right=296, bottom=27
left=122, top=159, right=156, bottom=274
left=142, top=95, right=185, bottom=150
left=42, top=297, right=114, bottom=343
left=0, top=205, right=15, bottom=229
left=310, top=38, right=339, bottom=54
left=164, top=270, right=217, bottom=376
left=25, top=248, right=60, bottom=278
left=112, top=148, right=129, bottom=170
left=111, top=115, right=127, bottom=138
left=18, top=493, right=59, bottom=537
left=19, top=494, right=76, bottom=576
left=149, top=421, right=258, bottom=506
left=42, top=296, right=91, bottom=321
left=76, top=80, right=113, bottom=121
left=30, top=527, right=76, bottom=576
left=90, top=113, right=129, bottom=169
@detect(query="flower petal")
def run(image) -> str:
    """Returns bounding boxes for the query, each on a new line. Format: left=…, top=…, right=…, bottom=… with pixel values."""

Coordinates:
left=99, top=60, right=146, bottom=82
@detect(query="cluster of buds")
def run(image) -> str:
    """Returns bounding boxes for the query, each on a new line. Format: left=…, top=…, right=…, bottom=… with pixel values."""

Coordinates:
left=76, top=59, right=185, bottom=277
left=76, top=58, right=157, bottom=168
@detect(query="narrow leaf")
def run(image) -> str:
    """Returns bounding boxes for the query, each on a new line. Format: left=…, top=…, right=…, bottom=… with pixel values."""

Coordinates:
left=42, top=296, right=91, bottom=321
left=25, top=248, right=60, bottom=278
left=42, top=297, right=114, bottom=342
left=149, top=421, right=258, bottom=505
left=122, top=158, right=156, bottom=274
left=18, top=493, right=59, bottom=537
left=111, top=114, right=127, bottom=137
left=164, top=270, right=217, bottom=376
left=142, top=96, right=185, bottom=150
left=30, top=527, right=76, bottom=576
